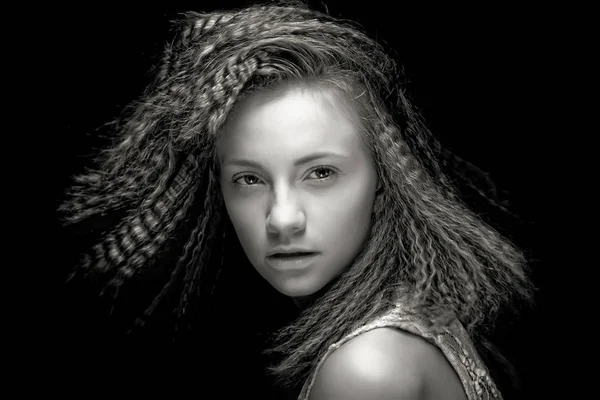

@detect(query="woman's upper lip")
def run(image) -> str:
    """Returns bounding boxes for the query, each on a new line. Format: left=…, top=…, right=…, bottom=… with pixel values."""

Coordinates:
left=267, top=247, right=318, bottom=257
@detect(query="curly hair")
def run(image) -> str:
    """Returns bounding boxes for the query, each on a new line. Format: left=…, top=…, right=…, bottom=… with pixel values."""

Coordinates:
left=57, top=0, right=534, bottom=390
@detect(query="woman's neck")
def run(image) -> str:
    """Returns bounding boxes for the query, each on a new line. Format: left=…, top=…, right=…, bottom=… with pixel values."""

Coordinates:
left=291, top=295, right=316, bottom=310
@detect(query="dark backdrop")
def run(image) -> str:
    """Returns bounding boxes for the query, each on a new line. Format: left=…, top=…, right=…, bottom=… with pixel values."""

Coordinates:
left=43, top=1, right=564, bottom=398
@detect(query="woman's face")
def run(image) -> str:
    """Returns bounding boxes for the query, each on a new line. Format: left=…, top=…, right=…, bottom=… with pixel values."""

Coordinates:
left=217, top=86, right=378, bottom=301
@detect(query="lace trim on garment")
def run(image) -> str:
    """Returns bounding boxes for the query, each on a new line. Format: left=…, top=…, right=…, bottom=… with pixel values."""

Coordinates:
left=297, top=306, right=502, bottom=400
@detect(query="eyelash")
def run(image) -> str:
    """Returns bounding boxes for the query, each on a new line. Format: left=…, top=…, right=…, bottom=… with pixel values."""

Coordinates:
left=232, top=166, right=337, bottom=187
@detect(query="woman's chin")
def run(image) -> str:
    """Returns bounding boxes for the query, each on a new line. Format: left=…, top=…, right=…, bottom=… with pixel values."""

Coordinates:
left=269, top=277, right=324, bottom=299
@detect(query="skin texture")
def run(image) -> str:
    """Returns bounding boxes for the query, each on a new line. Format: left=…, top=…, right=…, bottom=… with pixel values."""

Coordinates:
left=309, top=327, right=468, bottom=400
left=217, top=86, right=379, bottom=304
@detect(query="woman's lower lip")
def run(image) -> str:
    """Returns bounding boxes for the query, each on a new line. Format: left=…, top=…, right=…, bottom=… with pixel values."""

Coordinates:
left=265, top=253, right=319, bottom=270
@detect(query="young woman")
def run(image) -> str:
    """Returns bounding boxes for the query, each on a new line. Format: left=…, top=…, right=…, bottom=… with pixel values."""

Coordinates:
left=58, top=2, right=534, bottom=399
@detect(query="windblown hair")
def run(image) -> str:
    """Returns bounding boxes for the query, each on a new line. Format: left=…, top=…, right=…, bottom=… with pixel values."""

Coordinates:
left=58, top=0, right=534, bottom=389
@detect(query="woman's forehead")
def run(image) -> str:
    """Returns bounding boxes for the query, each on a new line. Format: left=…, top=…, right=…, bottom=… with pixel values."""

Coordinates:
left=217, top=86, right=366, bottom=162
left=230, top=84, right=359, bottom=123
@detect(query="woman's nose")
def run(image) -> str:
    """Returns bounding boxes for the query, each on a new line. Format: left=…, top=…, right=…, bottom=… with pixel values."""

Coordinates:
left=266, top=192, right=306, bottom=237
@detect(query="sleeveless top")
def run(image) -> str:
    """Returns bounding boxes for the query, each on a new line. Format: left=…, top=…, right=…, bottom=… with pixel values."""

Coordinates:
left=297, top=304, right=502, bottom=400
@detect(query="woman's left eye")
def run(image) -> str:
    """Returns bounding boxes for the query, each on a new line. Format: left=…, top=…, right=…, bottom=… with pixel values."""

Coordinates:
left=307, top=167, right=336, bottom=180
left=232, top=174, right=263, bottom=186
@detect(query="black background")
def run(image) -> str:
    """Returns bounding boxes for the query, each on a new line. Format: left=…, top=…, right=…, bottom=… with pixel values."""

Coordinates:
left=39, top=1, right=573, bottom=398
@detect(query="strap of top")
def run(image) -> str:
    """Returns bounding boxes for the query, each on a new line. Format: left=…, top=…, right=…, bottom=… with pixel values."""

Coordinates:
left=297, top=306, right=502, bottom=400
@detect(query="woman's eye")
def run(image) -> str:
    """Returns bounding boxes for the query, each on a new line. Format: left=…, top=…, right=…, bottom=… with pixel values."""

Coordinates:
left=308, top=167, right=335, bottom=180
left=233, top=174, right=262, bottom=186
left=232, top=167, right=336, bottom=187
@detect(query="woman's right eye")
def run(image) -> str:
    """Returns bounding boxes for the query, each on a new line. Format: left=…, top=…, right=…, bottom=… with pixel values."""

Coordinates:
left=233, top=174, right=263, bottom=186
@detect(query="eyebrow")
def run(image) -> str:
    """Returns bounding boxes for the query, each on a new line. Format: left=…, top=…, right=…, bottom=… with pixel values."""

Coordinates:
left=223, top=151, right=349, bottom=168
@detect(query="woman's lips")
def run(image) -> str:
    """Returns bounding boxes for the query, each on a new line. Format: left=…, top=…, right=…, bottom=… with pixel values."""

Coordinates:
left=265, top=252, right=319, bottom=270
left=270, top=252, right=315, bottom=258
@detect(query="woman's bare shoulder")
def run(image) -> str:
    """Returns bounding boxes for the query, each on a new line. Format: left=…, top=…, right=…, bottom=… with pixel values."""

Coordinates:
left=309, top=327, right=467, bottom=400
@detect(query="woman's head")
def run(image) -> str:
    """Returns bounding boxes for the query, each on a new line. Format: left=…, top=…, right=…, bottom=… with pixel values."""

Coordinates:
left=217, top=84, right=379, bottom=301
left=59, top=2, right=413, bottom=305
left=58, top=1, right=533, bottom=387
